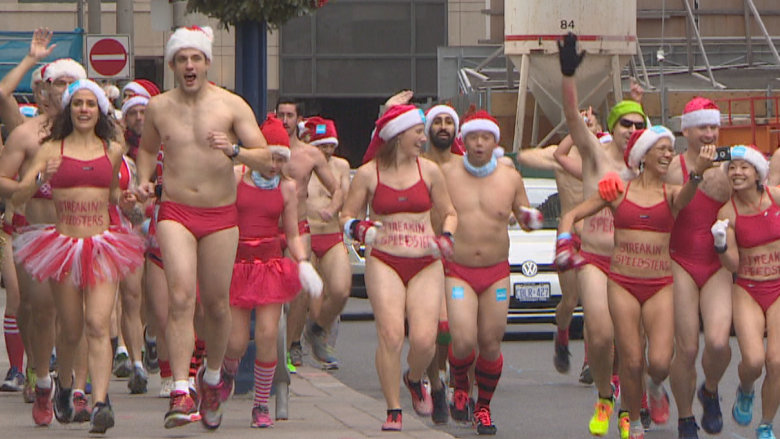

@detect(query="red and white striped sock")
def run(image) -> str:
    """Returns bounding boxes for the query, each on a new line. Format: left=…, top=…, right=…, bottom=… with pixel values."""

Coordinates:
left=3, top=314, right=24, bottom=370
left=253, top=359, right=276, bottom=407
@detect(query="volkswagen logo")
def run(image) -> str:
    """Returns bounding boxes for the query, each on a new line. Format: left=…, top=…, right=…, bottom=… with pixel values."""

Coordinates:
left=521, top=261, right=538, bottom=277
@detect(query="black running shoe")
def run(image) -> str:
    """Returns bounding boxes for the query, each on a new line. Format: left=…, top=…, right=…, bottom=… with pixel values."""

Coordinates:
left=89, top=401, right=115, bottom=434
left=474, top=406, right=497, bottom=435
left=431, top=380, right=448, bottom=424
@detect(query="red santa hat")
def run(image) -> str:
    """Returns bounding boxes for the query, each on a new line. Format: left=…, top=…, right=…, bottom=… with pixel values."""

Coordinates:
left=362, top=104, right=425, bottom=163
left=424, top=104, right=460, bottom=137
left=460, top=110, right=500, bottom=143
left=304, top=116, right=339, bottom=147
left=622, top=125, right=675, bottom=179
left=451, top=134, right=465, bottom=155
left=165, top=25, right=214, bottom=64
left=61, top=79, right=111, bottom=115
left=680, top=97, right=721, bottom=130
left=122, top=79, right=161, bottom=98
left=726, top=144, right=768, bottom=182
left=41, top=58, right=86, bottom=82
left=260, top=114, right=291, bottom=159
left=121, top=96, right=149, bottom=118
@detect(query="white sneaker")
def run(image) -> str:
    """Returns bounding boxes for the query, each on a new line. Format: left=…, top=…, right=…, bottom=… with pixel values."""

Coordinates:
left=158, top=377, right=173, bottom=398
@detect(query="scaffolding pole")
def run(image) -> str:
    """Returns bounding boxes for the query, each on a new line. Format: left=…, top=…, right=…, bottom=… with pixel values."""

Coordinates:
left=744, top=0, right=780, bottom=66
left=682, top=0, right=719, bottom=88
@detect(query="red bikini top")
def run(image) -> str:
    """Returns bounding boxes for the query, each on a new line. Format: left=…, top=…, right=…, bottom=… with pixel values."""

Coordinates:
left=613, top=182, right=674, bottom=233
left=49, top=139, right=113, bottom=190
left=733, top=190, right=780, bottom=249
left=371, top=159, right=432, bottom=216
left=235, top=178, right=283, bottom=239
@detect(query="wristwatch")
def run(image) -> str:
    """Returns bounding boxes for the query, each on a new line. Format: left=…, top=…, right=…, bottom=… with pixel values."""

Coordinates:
left=688, top=171, right=703, bottom=183
left=228, top=144, right=240, bottom=159
left=35, top=172, right=44, bottom=187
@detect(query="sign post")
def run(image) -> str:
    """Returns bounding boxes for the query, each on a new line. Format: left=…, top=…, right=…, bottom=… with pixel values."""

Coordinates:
left=86, top=35, right=131, bottom=80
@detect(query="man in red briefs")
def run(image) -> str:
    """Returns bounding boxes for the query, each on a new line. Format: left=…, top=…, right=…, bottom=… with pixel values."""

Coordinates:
left=439, top=110, right=542, bottom=435
left=134, top=25, right=273, bottom=430
left=303, top=116, right=351, bottom=370
left=275, top=98, right=341, bottom=369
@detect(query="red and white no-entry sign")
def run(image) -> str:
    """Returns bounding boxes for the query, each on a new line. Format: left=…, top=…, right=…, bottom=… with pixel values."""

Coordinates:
left=86, top=35, right=131, bottom=79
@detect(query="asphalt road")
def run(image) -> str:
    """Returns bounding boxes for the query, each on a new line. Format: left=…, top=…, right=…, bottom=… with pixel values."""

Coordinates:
left=321, top=298, right=764, bottom=439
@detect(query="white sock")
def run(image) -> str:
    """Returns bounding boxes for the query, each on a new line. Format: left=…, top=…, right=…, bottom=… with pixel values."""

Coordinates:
left=173, top=380, right=190, bottom=394
left=134, top=361, right=144, bottom=370
left=116, top=346, right=129, bottom=356
left=630, top=420, right=643, bottom=434
left=647, top=377, right=664, bottom=398
left=37, top=374, right=52, bottom=389
left=203, top=367, right=221, bottom=386
left=145, top=331, right=156, bottom=343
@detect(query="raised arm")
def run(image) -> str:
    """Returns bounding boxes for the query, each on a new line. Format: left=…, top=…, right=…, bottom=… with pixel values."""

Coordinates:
left=671, top=145, right=715, bottom=213
left=552, top=135, right=583, bottom=179
left=559, top=33, right=601, bottom=162
left=517, top=145, right=562, bottom=172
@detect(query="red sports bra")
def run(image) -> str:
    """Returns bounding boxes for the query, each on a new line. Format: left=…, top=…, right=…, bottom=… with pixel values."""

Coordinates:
left=236, top=178, right=283, bottom=239
left=733, top=190, right=780, bottom=249
left=613, top=182, right=674, bottom=233
left=49, top=140, right=113, bottom=190
left=371, top=159, right=432, bottom=216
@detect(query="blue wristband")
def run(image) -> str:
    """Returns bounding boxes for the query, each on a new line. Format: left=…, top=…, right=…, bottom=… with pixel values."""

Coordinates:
left=557, top=232, right=572, bottom=241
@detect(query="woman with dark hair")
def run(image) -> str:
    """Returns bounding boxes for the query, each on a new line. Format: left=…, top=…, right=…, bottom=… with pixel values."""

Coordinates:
left=12, top=78, right=144, bottom=434
left=557, top=127, right=714, bottom=439
left=713, top=146, right=780, bottom=439
left=342, top=104, right=457, bottom=431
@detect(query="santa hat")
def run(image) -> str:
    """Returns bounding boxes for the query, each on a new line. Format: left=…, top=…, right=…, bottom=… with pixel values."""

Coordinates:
left=18, top=104, right=38, bottom=118
left=622, top=125, right=675, bottom=180
left=122, top=79, right=161, bottom=98
left=424, top=104, right=460, bottom=137
left=451, top=134, right=465, bottom=155
left=260, top=114, right=291, bottom=159
left=165, top=25, right=214, bottom=64
left=121, top=96, right=149, bottom=118
left=304, top=116, right=339, bottom=147
left=460, top=110, right=500, bottom=143
left=726, top=145, right=768, bottom=182
left=103, top=84, right=120, bottom=100
left=61, top=79, right=111, bottom=115
left=680, top=97, right=721, bottom=130
left=596, top=132, right=613, bottom=144
left=41, top=58, right=86, bottom=82
left=362, top=104, right=425, bottom=163
left=30, top=66, right=43, bottom=90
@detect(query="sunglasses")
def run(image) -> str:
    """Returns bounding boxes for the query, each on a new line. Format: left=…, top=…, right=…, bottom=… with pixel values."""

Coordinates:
left=618, top=119, right=646, bottom=130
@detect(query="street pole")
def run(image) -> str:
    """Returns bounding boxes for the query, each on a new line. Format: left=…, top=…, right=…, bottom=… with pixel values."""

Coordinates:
left=116, top=0, right=134, bottom=78
left=87, top=0, right=101, bottom=34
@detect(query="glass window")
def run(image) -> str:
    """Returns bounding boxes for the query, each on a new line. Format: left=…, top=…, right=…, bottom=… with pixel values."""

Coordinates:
left=281, top=15, right=312, bottom=55
left=415, top=58, right=438, bottom=96
left=280, top=59, right=312, bottom=95
left=415, top=3, right=445, bottom=54
left=317, top=59, right=412, bottom=95
left=316, top=3, right=411, bottom=54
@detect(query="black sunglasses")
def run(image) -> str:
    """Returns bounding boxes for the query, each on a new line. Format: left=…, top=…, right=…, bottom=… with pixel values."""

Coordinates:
left=618, top=119, right=646, bottom=130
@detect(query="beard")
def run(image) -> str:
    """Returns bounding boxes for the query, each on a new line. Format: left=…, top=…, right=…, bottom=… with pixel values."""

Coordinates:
left=430, top=131, right=454, bottom=150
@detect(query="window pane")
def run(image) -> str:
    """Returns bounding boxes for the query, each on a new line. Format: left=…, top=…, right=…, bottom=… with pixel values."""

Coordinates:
left=415, top=58, right=437, bottom=97
left=415, top=3, right=445, bottom=54
left=280, top=59, right=312, bottom=95
left=317, top=59, right=411, bottom=95
left=316, top=3, right=411, bottom=54
left=281, top=15, right=313, bottom=54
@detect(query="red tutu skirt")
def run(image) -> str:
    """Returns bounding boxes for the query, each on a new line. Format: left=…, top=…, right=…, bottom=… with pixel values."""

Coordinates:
left=230, top=237, right=301, bottom=309
left=13, top=225, right=145, bottom=289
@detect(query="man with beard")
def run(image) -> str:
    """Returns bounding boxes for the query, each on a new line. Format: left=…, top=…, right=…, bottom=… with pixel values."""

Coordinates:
left=121, top=81, right=160, bottom=160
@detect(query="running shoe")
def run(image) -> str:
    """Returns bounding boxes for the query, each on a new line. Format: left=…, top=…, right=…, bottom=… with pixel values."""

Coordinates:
left=72, top=391, right=91, bottom=423
left=450, top=388, right=474, bottom=423
left=647, top=380, right=670, bottom=425
left=23, top=368, right=36, bottom=403
left=612, top=374, right=621, bottom=402
left=553, top=333, right=571, bottom=374
left=579, top=364, right=594, bottom=385
left=158, top=377, right=173, bottom=398
left=53, top=377, right=74, bottom=424
left=143, top=330, right=159, bottom=374
left=382, top=409, right=402, bottom=431
left=757, top=423, right=777, bottom=439
left=629, top=424, right=645, bottom=439
left=197, top=368, right=228, bottom=430
left=286, top=353, right=297, bottom=374
left=289, top=342, right=303, bottom=367
left=127, top=366, right=148, bottom=394
left=49, top=351, right=57, bottom=374
left=431, top=379, right=448, bottom=425
left=618, top=410, right=630, bottom=439
left=1, top=366, right=25, bottom=392
left=589, top=396, right=615, bottom=436
left=112, top=352, right=132, bottom=378
left=697, top=384, right=723, bottom=434
left=403, top=370, right=433, bottom=416
left=89, top=400, right=115, bottom=434
left=164, top=390, right=200, bottom=428
left=474, top=406, right=497, bottom=435
left=640, top=391, right=651, bottom=429
left=251, top=404, right=273, bottom=428
left=304, top=322, right=340, bottom=370
left=732, top=385, right=755, bottom=426
left=678, top=417, right=700, bottom=439
left=32, top=384, right=54, bottom=426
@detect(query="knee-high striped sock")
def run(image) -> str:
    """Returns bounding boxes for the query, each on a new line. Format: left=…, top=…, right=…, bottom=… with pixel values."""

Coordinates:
left=475, top=354, right=503, bottom=410
left=253, top=359, right=277, bottom=407
left=448, top=346, right=475, bottom=391
left=223, top=357, right=240, bottom=377
left=4, top=314, right=24, bottom=370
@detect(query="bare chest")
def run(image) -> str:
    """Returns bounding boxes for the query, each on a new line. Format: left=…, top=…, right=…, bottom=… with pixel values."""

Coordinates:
left=454, top=175, right=514, bottom=221
left=156, top=102, right=234, bottom=147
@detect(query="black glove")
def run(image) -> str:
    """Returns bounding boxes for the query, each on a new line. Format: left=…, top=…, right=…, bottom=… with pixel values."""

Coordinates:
left=558, top=32, right=586, bottom=77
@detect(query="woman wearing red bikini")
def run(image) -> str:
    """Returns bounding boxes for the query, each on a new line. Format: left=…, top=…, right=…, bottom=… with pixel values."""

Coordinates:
left=713, top=145, right=780, bottom=439
left=558, top=126, right=714, bottom=439
left=342, top=103, right=457, bottom=431
left=12, top=79, right=144, bottom=434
